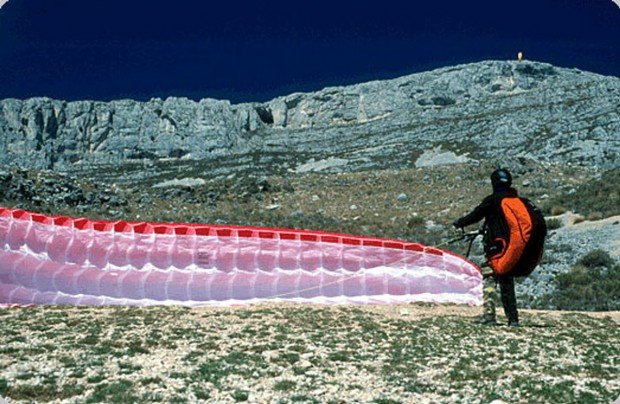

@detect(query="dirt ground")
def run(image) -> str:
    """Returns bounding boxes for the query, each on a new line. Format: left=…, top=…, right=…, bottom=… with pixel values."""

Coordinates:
left=194, top=302, right=620, bottom=324
left=1, top=303, right=619, bottom=403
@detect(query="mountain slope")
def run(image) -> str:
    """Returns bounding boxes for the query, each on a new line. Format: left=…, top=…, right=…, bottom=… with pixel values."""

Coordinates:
left=0, top=60, right=618, bottom=178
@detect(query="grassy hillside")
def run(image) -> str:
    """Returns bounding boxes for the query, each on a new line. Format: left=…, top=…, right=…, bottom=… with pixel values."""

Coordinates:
left=542, top=167, right=620, bottom=219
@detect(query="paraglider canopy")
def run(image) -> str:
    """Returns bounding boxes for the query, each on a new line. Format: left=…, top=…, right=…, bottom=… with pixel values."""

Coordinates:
left=0, top=207, right=482, bottom=307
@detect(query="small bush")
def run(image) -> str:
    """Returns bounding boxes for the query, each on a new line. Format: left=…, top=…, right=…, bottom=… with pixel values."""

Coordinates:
left=550, top=206, right=567, bottom=216
left=328, top=350, right=352, bottom=362
left=549, top=260, right=620, bottom=311
left=193, top=388, right=210, bottom=400
left=231, top=390, right=249, bottom=402
left=277, top=352, right=300, bottom=365
left=407, top=216, right=425, bottom=228
left=274, top=379, right=296, bottom=391
left=546, top=217, right=563, bottom=230
left=587, top=211, right=604, bottom=221
left=578, top=249, right=615, bottom=269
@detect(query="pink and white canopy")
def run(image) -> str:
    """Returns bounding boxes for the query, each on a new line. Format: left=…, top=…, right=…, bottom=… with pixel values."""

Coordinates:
left=0, top=208, right=482, bottom=306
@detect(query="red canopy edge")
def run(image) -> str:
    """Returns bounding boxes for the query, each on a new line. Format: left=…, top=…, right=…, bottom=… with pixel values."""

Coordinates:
left=0, top=206, right=480, bottom=271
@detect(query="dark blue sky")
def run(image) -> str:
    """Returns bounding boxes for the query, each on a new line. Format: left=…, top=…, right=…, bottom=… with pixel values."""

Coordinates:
left=1, top=0, right=619, bottom=103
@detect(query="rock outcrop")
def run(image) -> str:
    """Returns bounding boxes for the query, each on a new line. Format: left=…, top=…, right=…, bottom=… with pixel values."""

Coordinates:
left=1, top=60, right=619, bottom=173
left=0, top=97, right=260, bottom=169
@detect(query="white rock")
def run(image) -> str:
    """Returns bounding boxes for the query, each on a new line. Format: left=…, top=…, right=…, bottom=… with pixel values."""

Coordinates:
left=151, top=177, right=206, bottom=188
left=415, top=146, right=472, bottom=168
left=298, top=360, right=312, bottom=369
left=295, top=157, right=349, bottom=173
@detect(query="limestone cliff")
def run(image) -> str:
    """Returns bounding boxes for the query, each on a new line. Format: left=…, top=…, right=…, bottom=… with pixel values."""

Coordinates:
left=1, top=60, right=618, bottom=171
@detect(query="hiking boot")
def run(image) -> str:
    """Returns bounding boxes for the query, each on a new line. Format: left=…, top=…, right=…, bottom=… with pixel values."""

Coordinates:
left=508, top=320, right=520, bottom=328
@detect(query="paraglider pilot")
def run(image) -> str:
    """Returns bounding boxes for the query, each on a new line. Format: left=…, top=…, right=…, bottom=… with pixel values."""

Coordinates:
left=453, top=168, right=547, bottom=327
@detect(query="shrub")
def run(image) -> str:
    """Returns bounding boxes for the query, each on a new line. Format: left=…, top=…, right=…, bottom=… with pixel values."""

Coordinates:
left=407, top=216, right=425, bottom=228
left=548, top=251, right=619, bottom=311
left=550, top=206, right=567, bottom=216
left=546, top=217, right=563, bottom=230
left=274, top=380, right=297, bottom=391
left=587, top=211, right=604, bottom=221
left=573, top=215, right=585, bottom=224
left=231, top=390, right=249, bottom=402
left=578, top=249, right=615, bottom=269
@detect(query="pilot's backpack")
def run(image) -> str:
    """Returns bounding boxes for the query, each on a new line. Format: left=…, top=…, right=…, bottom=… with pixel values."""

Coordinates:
left=488, top=197, right=547, bottom=277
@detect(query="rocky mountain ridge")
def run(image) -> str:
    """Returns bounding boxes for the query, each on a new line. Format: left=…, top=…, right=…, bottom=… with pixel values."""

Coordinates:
left=1, top=60, right=619, bottom=177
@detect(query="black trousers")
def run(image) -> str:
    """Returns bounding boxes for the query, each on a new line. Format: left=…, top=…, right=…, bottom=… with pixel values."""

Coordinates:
left=497, top=275, right=519, bottom=324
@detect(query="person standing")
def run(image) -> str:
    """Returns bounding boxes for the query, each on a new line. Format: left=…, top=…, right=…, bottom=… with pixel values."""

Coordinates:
left=453, top=168, right=546, bottom=327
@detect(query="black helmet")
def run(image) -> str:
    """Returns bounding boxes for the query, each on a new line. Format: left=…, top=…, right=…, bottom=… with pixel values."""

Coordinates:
left=491, top=168, right=512, bottom=189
